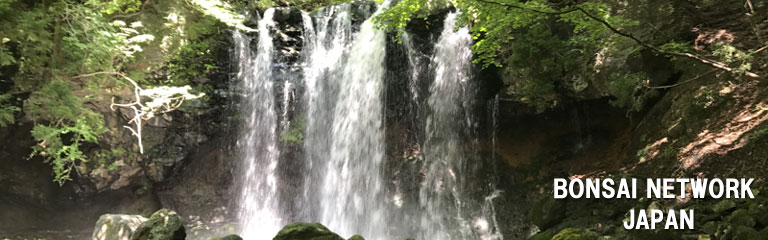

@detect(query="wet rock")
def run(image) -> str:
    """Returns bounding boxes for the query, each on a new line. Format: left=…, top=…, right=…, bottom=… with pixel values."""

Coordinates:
left=209, top=234, right=243, bottom=240
left=272, top=222, right=344, bottom=240
left=349, top=1, right=377, bottom=22
left=92, top=214, right=148, bottom=240
left=529, top=229, right=554, bottom=240
left=347, top=235, right=365, bottom=240
left=272, top=7, right=303, bottom=23
left=551, top=228, right=598, bottom=240
left=130, top=209, right=186, bottom=240
left=530, top=198, right=566, bottom=229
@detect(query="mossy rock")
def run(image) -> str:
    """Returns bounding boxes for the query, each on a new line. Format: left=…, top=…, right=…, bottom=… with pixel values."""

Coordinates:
left=712, top=200, right=736, bottom=214
left=727, top=209, right=755, bottom=227
left=210, top=234, right=243, bottom=240
left=273, top=222, right=344, bottom=240
left=531, top=199, right=566, bottom=229
left=701, top=221, right=719, bottom=235
left=530, top=229, right=554, bottom=240
left=722, top=226, right=760, bottom=240
left=627, top=230, right=683, bottom=240
left=746, top=202, right=768, bottom=226
left=130, top=209, right=185, bottom=240
left=552, top=228, right=599, bottom=240
left=348, top=235, right=365, bottom=240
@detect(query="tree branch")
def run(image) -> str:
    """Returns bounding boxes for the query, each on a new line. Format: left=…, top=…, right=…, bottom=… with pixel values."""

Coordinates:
left=474, top=0, right=762, bottom=78
left=644, top=68, right=720, bottom=89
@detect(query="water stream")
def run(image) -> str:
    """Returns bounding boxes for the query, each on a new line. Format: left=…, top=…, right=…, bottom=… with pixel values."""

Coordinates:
left=233, top=5, right=502, bottom=240
left=233, top=8, right=283, bottom=239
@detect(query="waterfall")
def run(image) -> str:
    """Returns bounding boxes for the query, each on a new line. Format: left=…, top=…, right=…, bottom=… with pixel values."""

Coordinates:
left=301, top=2, right=392, bottom=238
left=299, top=4, right=353, bottom=223
left=419, top=11, right=502, bottom=240
left=233, top=5, right=502, bottom=240
left=233, top=8, right=283, bottom=239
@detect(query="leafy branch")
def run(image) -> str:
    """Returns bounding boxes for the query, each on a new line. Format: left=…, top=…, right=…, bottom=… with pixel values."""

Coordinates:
left=475, top=0, right=762, bottom=78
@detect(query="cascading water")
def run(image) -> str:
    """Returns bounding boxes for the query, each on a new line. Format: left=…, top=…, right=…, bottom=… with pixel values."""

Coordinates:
left=233, top=8, right=283, bottom=239
left=233, top=4, right=502, bottom=240
left=298, top=3, right=353, bottom=223
left=301, top=2, right=392, bottom=237
left=419, top=11, right=503, bottom=240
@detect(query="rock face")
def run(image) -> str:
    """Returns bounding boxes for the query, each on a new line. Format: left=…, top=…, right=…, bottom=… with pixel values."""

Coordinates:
left=92, top=214, right=148, bottom=240
left=130, top=209, right=186, bottom=240
left=530, top=198, right=566, bottom=230
left=272, top=222, right=345, bottom=240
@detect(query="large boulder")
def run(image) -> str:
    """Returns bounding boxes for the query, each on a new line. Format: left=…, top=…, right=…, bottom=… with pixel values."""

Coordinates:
left=130, top=209, right=186, bottom=240
left=92, top=214, right=148, bottom=240
left=272, top=222, right=344, bottom=240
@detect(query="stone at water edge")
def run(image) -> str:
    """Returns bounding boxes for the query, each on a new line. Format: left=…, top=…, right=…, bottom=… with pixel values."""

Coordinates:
left=347, top=235, right=365, bottom=240
left=130, top=209, right=186, bottom=240
left=209, top=234, right=244, bottom=240
left=93, top=214, right=148, bottom=240
left=272, top=222, right=344, bottom=240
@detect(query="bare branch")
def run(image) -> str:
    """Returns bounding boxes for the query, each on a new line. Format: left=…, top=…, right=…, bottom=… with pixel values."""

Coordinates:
left=77, top=71, right=204, bottom=154
left=644, top=68, right=721, bottom=89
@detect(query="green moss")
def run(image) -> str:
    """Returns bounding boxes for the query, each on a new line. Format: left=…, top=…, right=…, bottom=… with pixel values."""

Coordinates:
left=530, top=229, right=554, bottom=240
left=552, top=228, right=598, bottom=240
left=348, top=235, right=365, bottom=240
left=280, top=117, right=306, bottom=145
left=130, top=209, right=186, bottom=240
left=748, top=127, right=768, bottom=142
left=273, top=222, right=344, bottom=240
left=712, top=200, right=736, bottom=214
left=209, top=234, right=243, bottom=240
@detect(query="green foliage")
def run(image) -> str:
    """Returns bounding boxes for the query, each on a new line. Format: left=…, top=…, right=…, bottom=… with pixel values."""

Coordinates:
left=372, top=0, right=426, bottom=32
left=25, top=81, right=107, bottom=185
left=258, top=0, right=352, bottom=11
left=1, top=0, right=227, bottom=185
left=280, top=117, right=306, bottom=144
left=85, top=0, right=142, bottom=15
left=0, top=0, right=143, bottom=90
left=711, top=43, right=752, bottom=75
left=636, top=144, right=651, bottom=162
left=749, top=127, right=768, bottom=142
left=166, top=36, right=218, bottom=85
left=375, top=0, right=644, bottom=111
left=29, top=120, right=104, bottom=185
left=662, top=145, right=677, bottom=159
left=94, top=148, right=127, bottom=170
left=606, top=72, right=644, bottom=111
left=0, top=94, right=20, bottom=127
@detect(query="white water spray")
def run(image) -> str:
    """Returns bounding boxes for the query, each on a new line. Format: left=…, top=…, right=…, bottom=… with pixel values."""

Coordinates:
left=234, top=8, right=283, bottom=239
